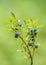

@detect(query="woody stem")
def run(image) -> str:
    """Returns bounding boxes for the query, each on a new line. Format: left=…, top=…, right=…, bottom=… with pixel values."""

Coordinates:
left=19, top=35, right=33, bottom=65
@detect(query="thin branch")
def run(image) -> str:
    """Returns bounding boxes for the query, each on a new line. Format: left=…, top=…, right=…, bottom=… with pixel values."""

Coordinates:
left=19, top=35, right=33, bottom=65
left=11, top=28, right=33, bottom=65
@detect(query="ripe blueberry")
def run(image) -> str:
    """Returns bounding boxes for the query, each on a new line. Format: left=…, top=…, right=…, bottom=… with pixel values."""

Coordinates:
left=34, top=29, right=37, bottom=32
left=34, top=29, right=37, bottom=35
left=35, top=44, right=38, bottom=48
left=15, top=27, right=18, bottom=30
left=30, top=30, right=33, bottom=35
left=31, top=35, right=34, bottom=38
left=30, top=30, right=33, bottom=33
left=19, top=22, right=22, bottom=27
left=15, top=32, right=20, bottom=38
left=28, top=43, right=32, bottom=46
left=34, top=32, right=37, bottom=35
left=32, top=38, right=35, bottom=41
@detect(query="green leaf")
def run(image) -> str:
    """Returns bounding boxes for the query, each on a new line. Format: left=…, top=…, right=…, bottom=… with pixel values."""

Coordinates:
left=11, top=12, right=16, bottom=19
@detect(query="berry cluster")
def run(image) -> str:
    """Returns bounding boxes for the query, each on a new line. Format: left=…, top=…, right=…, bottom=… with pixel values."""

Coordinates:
left=31, top=29, right=37, bottom=41
left=9, top=12, right=41, bottom=65
left=28, top=42, right=39, bottom=48
left=28, top=28, right=39, bottom=49
left=14, top=21, right=22, bottom=38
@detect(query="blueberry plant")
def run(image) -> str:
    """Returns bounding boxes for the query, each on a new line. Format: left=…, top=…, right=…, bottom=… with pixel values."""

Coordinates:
left=8, top=12, right=42, bottom=65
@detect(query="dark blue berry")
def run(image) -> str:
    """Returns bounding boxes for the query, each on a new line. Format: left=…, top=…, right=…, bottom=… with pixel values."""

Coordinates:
left=31, top=35, right=34, bottom=38
left=15, top=32, right=20, bottom=38
left=15, top=27, right=18, bottom=30
left=34, top=32, right=37, bottom=35
left=28, top=43, right=32, bottom=46
left=35, top=44, right=38, bottom=48
left=30, top=30, right=33, bottom=33
left=32, top=38, right=35, bottom=41
left=34, top=29, right=37, bottom=32
left=30, top=30, right=33, bottom=35
left=19, top=22, right=22, bottom=27
left=34, top=29, right=38, bottom=35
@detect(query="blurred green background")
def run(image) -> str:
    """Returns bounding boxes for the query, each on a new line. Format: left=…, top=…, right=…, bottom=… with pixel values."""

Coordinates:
left=0, top=0, right=46, bottom=65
